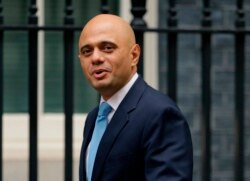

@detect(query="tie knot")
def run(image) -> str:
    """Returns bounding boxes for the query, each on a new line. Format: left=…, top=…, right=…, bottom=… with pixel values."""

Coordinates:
left=98, top=102, right=112, bottom=117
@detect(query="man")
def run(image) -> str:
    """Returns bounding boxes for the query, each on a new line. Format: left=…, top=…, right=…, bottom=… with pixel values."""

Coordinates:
left=78, top=14, right=193, bottom=181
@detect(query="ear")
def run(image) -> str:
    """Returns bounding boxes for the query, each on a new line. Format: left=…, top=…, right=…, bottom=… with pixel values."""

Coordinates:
left=130, top=44, right=141, bottom=66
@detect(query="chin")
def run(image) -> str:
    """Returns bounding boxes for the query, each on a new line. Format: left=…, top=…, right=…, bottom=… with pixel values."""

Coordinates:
left=92, top=82, right=109, bottom=91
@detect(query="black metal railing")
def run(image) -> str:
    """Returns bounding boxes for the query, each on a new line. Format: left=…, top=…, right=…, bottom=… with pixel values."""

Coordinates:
left=234, top=1, right=245, bottom=181
left=28, top=1, right=38, bottom=180
left=201, top=1, right=212, bottom=181
left=0, top=0, right=247, bottom=181
left=63, top=0, right=74, bottom=180
left=0, top=0, right=3, bottom=180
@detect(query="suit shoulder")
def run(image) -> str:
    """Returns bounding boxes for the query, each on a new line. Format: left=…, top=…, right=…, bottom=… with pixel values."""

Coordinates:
left=143, top=86, right=177, bottom=109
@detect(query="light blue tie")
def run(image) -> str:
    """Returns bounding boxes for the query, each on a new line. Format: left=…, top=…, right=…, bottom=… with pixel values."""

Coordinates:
left=87, top=102, right=112, bottom=181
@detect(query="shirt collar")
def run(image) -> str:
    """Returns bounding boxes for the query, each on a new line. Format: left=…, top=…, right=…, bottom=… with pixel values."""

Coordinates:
left=100, top=73, right=139, bottom=111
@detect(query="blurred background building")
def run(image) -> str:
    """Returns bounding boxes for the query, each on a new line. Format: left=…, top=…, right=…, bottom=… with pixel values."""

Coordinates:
left=0, top=0, right=249, bottom=181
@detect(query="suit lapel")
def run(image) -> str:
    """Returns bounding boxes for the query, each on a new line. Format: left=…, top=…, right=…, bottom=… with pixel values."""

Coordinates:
left=91, top=76, right=147, bottom=181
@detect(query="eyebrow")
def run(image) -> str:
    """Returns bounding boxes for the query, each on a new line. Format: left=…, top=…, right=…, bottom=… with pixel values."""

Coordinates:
left=100, top=41, right=117, bottom=47
left=80, top=40, right=117, bottom=50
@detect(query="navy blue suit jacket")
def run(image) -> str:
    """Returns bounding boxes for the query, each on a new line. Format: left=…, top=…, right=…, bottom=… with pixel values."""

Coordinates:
left=79, top=76, right=193, bottom=181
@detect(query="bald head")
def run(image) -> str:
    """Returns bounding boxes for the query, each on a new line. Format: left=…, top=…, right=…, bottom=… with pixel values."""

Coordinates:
left=79, top=14, right=136, bottom=47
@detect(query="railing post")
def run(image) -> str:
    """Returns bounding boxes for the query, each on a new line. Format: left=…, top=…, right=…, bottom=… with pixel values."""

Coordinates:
left=0, top=0, right=3, bottom=181
left=64, top=0, right=74, bottom=181
left=167, top=0, right=178, bottom=101
left=201, top=0, right=212, bottom=181
left=28, top=0, right=38, bottom=180
left=130, top=0, right=147, bottom=77
left=101, top=0, right=109, bottom=14
left=234, top=1, right=245, bottom=181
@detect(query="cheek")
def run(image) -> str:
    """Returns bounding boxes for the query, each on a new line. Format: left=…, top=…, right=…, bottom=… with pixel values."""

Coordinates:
left=113, top=54, right=130, bottom=70
left=119, top=58, right=132, bottom=71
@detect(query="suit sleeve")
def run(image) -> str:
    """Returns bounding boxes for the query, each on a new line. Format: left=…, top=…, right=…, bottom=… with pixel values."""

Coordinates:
left=142, top=107, right=193, bottom=181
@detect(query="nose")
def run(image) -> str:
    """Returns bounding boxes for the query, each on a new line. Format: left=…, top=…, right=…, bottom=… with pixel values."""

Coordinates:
left=91, top=49, right=104, bottom=65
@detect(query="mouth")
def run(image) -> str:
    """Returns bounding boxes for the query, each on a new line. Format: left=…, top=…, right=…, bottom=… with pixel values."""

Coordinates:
left=95, top=69, right=104, bottom=74
left=92, top=68, right=110, bottom=79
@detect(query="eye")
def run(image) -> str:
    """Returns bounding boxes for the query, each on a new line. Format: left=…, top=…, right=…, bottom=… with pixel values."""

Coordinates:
left=103, top=45, right=114, bottom=52
left=101, top=42, right=117, bottom=53
left=80, top=47, right=93, bottom=57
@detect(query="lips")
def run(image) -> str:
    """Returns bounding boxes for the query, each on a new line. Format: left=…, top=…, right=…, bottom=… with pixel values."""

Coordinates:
left=91, top=68, right=111, bottom=79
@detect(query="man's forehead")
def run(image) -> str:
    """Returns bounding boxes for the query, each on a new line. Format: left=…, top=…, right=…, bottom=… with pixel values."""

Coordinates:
left=81, top=23, right=117, bottom=42
left=81, top=31, right=117, bottom=42
left=80, top=27, right=121, bottom=46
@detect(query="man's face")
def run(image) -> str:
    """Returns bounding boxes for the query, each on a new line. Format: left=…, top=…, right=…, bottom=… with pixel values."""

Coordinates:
left=78, top=16, right=140, bottom=100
